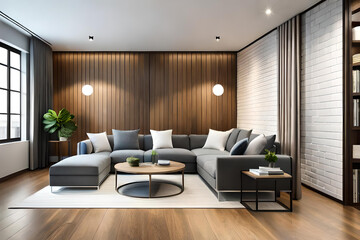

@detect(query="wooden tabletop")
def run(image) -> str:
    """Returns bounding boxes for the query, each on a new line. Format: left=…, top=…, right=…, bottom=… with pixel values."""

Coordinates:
left=242, top=171, right=292, bottom=179
left=114, top=161, right=185, bottom=174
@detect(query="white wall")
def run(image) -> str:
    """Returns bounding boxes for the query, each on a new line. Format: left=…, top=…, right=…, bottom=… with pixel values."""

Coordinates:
left=0, top=141, right=29, bottom=178
left=300, top=0, right=343, bottom=200
left=0, top=18, right=30, bottom=178
left=0, top=19, right=30, bottom=52
left=237, top=30, right=278, bottom=136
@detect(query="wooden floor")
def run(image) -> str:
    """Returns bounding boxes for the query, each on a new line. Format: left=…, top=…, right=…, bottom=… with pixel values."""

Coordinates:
left=0, top=169, right=360, bottom=240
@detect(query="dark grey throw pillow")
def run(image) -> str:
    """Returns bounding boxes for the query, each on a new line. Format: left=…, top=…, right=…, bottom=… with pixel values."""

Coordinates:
left=230, top=138, right=248, bottom=155
left=237, top=129, right=252, bottom=142
left=261, top=134, right=276, bottom=154
left=112, top=129, right=140, bottom=150
left=225, top=128, right=240, bottom=151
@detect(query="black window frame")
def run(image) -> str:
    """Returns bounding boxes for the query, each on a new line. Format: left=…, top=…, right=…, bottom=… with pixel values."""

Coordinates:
left=0, top=42, right=21, bottom=143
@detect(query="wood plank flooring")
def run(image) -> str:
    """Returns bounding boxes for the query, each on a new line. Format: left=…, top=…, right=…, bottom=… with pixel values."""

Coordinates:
left=0, top=169, right=360, bottom=240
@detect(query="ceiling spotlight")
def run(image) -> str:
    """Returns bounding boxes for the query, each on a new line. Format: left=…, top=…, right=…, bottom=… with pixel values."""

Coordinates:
left=89, top=35, right=94, bottom=41
left=265, top=8, right=272, bottom=15
left=216, top=36, right=221, bottom=42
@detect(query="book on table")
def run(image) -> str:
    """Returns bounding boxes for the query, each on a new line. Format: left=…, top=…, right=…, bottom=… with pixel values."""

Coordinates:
left=249, top=167, right=284, bottom=176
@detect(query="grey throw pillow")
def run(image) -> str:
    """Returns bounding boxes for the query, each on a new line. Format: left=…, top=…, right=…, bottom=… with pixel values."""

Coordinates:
left=244, top=134, right=267, bottom=155
left=112, top=129, right=140, bottom=150
left=261, top=134, right=276, bottom=154
left=230, top=138, right=248, bottom=155
left=225, top=128, right=240, bottom=152
left=237, top=129, right=252, bottom=142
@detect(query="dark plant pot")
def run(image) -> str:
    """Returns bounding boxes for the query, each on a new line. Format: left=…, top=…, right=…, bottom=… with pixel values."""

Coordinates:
left=268, top=162, right=276, bottom=168
left=151, top=155, right=159, bottom=164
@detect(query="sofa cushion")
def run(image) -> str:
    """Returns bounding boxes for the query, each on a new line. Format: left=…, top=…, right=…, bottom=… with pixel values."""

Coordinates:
left=87, top=132, right=112, bottom=153
left=196, top=155, right=219, bottom=178
left=144, top=134, right=191, bottom=150
left=261, top=134, right=276, bottom=154
left=230, top=138, right=248, bottom=155
left=237, top=129, right=252, bottom=142
left=112, top=129, right=140, bottom=150
left=172, top=135, right=190, bottom=149
left=150, top=129, right=173, bottom=149
left=189, top=135, right=208, bottom=150
left=110, top=150, right=145, bottom=164
left=244, top=134, right=267, bottom=155
left=144, top=148, right=196, bottom=163
left=225, top=128, right=240, bottom=151
left=203, top=129, right=233, bottom=151
left=191, top=148, right=229, bottom=157
left=49, top=152, right=111, bottom=176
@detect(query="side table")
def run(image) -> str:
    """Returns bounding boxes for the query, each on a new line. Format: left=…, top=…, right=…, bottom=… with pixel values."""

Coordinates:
left=240, top=171, right=293, bottom=212
left=49, top=140, right=71, bottom=163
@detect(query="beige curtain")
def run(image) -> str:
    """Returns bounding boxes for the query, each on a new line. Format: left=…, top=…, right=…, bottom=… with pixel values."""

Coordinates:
left=278, top=16, right=302, bottom=200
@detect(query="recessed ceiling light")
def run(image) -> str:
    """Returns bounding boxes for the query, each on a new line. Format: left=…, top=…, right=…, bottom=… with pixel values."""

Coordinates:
left=216, top=36, right=220, bottom=42
left=89, top=35, right=94, bottom=41
left=265, top=8, right=272, bottom=15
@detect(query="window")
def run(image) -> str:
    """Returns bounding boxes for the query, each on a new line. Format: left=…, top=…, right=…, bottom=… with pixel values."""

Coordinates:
left=0, top=43, right=21, bottom=143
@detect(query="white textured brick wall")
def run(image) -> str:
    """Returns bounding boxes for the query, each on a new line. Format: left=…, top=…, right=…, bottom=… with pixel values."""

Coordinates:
left=301, top=0, right=343, bottom=200
left=237, top=31, right=278, bottom=136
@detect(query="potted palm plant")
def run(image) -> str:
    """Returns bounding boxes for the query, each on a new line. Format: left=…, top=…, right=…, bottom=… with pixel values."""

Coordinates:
left=43, top=108, right=77, bottom=141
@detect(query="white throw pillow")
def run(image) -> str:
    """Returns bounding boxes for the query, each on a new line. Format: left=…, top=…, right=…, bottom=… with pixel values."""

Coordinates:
left=244, top=134, right=267, bottom=155
left=150, top=129, right=173, bottom=149
left=87, top=132, right=112, bottom=153
left=203, top=129, right=233, bottom=151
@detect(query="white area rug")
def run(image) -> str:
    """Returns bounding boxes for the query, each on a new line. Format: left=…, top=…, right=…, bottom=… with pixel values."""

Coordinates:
left=10, top=174, right=244, bottom=209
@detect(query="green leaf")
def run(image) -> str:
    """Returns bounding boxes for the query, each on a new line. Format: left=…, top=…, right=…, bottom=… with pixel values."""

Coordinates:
left=58, top=108, right=70, bottom=122
left=43, top=119, right=56, bottom=125
left=49, top=125, right=59, bottom=134
left=63, top=121, right=77, bottom=131
left=48, top=109, right=57, bottom=117
left=43, top=113, right=56, bottom=121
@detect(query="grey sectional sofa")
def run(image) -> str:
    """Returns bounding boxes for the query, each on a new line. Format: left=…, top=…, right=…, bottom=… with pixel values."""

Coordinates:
left=49, top=129, right=293, bottom=200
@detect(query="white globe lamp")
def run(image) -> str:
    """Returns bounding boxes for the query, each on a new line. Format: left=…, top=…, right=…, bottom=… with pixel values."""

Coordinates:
left=212, top=84, right=224, bottom=96
left=82, top=85, right=93, bottom=96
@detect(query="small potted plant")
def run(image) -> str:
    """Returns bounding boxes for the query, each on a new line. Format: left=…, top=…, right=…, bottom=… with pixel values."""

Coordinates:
left=43, top=108, right=77, bottom=141
left=151, top=150, right=159, bottom=165
left=126, top=156, right=140, bottom=167
left=264, top=149, right=278, bottom=168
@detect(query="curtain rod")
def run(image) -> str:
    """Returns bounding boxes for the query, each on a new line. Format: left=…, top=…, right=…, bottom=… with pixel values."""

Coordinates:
left=0, top=11, right=52, bottom=46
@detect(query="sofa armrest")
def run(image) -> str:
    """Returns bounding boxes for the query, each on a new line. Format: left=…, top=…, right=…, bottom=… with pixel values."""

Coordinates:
left=77, top=140, right=93, bottom=155
left=216, top=155, right=292, bottom=191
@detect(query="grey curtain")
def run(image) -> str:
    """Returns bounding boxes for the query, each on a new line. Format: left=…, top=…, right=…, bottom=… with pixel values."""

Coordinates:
left=278, top=16, right=302, bottom=199
left=29, top=37, right=53, bottom=170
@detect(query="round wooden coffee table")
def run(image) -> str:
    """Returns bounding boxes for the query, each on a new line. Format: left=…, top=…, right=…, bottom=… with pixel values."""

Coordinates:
left=114, top=161, right=185, bottom=198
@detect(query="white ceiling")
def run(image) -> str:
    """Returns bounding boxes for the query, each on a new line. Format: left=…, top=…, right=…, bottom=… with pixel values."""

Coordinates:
left=1, top=0, right=320, bottom=51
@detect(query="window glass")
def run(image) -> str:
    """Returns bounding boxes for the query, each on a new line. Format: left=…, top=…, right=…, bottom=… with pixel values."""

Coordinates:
left=0, top=115, right=7, bottom=139
left=10, top=115, right=20, bottom=138
left=10, top=91, right=20, bottom=114
left=0, top=65, right=7, bottom=88
left=0, top=47, right=7, bottom=65
left=10, top=52, right=20, bottom=69
left=0, top=90, right=7, bottom=113
left=10, top=69, right=20, bottom=91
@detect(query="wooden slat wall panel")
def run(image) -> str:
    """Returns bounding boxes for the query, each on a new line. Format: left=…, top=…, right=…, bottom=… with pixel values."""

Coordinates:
left=53, top=52, right=236, bottom=154
left=53, top=53, right=150, bottom=154
left=149, top=52, right=236, bottom=134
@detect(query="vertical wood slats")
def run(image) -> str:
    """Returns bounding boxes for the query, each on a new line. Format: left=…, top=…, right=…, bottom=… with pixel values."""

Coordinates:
left=53, top=52, right=236, bottom=155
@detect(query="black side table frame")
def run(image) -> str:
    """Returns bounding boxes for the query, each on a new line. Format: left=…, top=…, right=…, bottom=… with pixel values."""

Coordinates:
left=240, top=171, right=293, bottom=212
